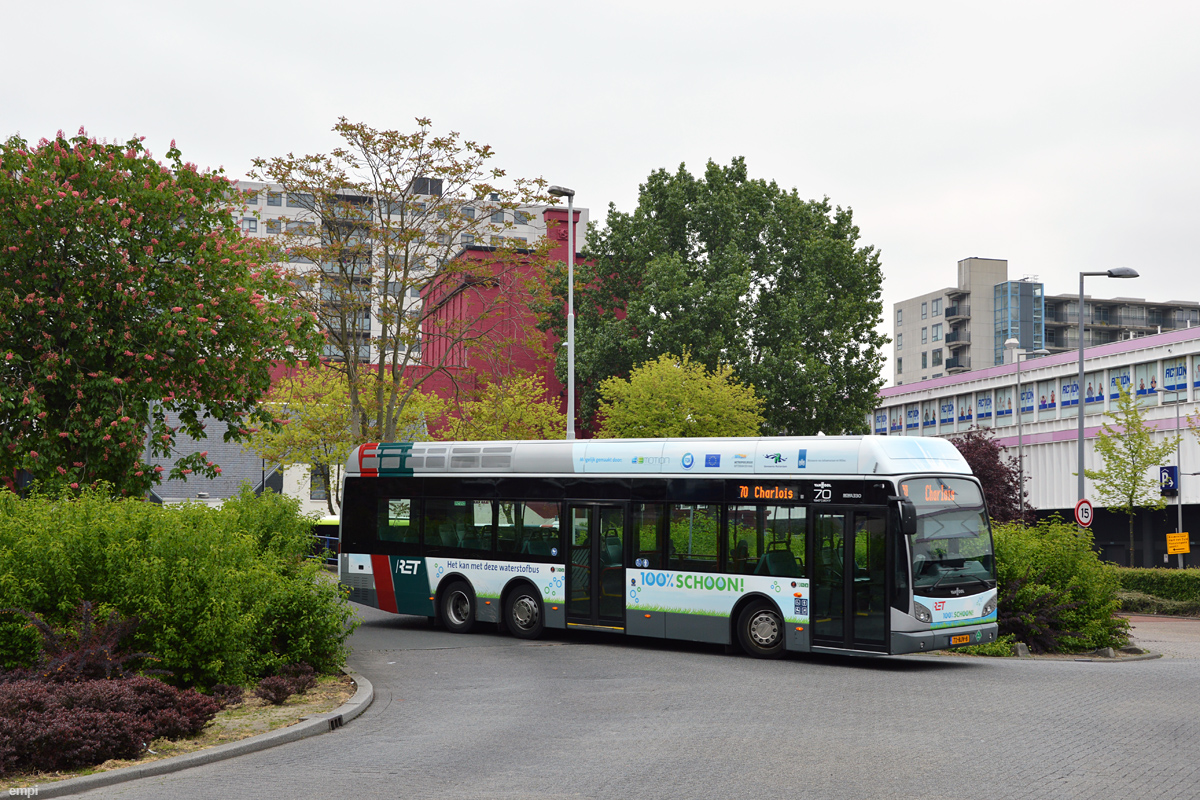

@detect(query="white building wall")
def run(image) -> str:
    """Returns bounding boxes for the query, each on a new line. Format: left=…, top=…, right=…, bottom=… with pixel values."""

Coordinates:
left=875, top=326, right=1200, bottom=513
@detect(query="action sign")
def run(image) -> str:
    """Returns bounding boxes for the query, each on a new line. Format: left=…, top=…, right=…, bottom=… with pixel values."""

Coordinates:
left=1074, top=498, right=1094, bottom=528
left=1167, top=532, right=1191, bottom=555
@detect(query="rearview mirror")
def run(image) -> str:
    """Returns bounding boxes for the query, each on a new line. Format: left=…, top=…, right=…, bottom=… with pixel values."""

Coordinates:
left=888, top=496, right=918, bottom=536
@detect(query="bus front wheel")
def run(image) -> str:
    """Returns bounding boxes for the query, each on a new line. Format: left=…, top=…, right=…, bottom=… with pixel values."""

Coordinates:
left=504, top=588, right=545, bottom=640
left=441, top=581, right=475, bottom=634
left=737, top=603, right=784, bottom=659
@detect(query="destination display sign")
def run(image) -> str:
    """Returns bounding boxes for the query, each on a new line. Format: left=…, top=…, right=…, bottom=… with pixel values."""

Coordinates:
left=726, top=480, right=890, bottom=505
left=899, top=477, right=980, bottom=508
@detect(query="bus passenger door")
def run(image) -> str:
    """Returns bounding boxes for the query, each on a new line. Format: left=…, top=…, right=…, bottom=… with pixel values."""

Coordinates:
left=810, top=508, right=888, bottom=652
left=566, top=504, right=626, bottom=628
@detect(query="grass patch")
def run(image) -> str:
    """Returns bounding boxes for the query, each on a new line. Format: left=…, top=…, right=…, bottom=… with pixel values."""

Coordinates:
left=0, top=674, right=354, bottom=791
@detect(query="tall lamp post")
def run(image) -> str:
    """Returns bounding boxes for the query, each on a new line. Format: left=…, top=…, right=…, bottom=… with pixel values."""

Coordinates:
left=547, top=185, right=576, bottom=439
left=1165, top=388, right=1186, bottom=568
left=1077, top=268, right=1139, bottom=502
left=1005, top=338, right=1051, bottom=518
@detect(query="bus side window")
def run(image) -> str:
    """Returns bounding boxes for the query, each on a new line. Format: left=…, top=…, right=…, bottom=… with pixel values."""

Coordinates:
left=378, top=498, right=417, bottom=544
left=725, top=505, right=760, bottom=574
left=759, top=505, right=805, bottom=578
left=497, top=502, right=523, bottom=554
left=668, top=504, right=719, bottom=573
left=425, top=498, right=493, bottom=554
left=633, top=504, right=665, bottom=569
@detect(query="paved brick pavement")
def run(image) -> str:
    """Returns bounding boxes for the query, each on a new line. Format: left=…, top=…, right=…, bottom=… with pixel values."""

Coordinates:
left=50, top=608, right=1200, bottom=800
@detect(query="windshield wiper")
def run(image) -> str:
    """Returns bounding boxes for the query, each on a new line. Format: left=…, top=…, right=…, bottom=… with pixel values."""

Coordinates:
left=928, top=571, right=992, bottom=592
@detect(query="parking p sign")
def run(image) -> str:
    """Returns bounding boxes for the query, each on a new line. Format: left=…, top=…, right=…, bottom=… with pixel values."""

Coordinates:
left=1075, top=498, right=1094, bottom=528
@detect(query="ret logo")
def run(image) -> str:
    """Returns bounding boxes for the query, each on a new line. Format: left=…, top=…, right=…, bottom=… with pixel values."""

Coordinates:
left=393, top=559, right=421, bottom=576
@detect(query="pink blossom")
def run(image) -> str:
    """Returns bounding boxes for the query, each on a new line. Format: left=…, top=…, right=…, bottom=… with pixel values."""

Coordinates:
left=56, top=466, right=66, bottom=475
left=171, top=306, right=182, bottom=312
left=29, top=451, right=39, bottom=458
left=70, top=483, right=79, bottom=489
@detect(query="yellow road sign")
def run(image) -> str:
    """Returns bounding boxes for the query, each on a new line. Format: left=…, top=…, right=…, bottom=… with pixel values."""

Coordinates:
left=1166, top=532, right=1191, bottom=555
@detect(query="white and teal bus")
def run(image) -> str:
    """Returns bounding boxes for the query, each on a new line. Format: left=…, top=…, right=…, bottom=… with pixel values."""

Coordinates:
left=338, top=436, right=999, bottom=658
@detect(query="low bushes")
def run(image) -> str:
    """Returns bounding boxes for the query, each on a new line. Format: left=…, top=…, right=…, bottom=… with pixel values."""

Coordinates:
left=0, top=677, right=220, bottom=775
left=991, top=516, right=1128, bottom=652
left=1114, top=567, right=1200, bottom=603
left=0, top=486, right=357, bottom=687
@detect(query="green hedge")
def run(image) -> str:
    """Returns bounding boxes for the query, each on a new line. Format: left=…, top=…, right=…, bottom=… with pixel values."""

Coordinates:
left=1114, top=567, right=1200, bottom=603
left=991, top=516, right=1128, bottom=651
left=0, top=486, right=356, bottom=687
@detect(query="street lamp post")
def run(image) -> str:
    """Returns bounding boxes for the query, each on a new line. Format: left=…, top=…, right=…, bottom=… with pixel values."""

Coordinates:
left=1165, top=389, right=1186, bottom=568
left=547, top=186, right=576, bottom=439
left=1005, top=338, right=1051, bottom=519
left=1077, top=268, right=1139, bottom=503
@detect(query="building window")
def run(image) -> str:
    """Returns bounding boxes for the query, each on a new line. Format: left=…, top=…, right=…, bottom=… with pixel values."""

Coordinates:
left=932, top=373, right=942, bottom=379
left=245, top=192, right=258, bottom=206
left=265, top=219, right=281, bottom=234
left=932, top=298, right=941, bottom=316
left=461, top=233, right=474, bottom=245
left=897, top=333, right=903, bottom=350
left=932, top=348, right=943, bottom=367
left=287, top=192, right=313, bottom=208
left=515, top=210, right=530, bottom=225
left=932, top=323, right=942, bottom=342
left=921, top=351, right=928, bottom=369
left=491, top=210, right=505, bottom=223
left=436, top=233, right=449, bottom=245
left=461, top=207, right=476, bottom=220
left=412, top=176, right=443, bottom=196
left=897, top=309, right=903, bottom=325
left=921, top=327, right=928, bottom=344
left=241, top=218, right=257, bottom=233
left=897, top=358, right=903, bottom=374
left=267, top=192, right=282, bottom=206
left=921, top=302, right=927, bottom=319
left=309, top=465, right=329, bottom=501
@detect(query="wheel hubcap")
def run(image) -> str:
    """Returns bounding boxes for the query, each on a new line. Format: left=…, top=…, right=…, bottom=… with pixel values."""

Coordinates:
left=512, top=596, right=539, bottom=629
left=749, top=611, right=780, bottom=647
left=448, top=591, right=470, bottom=624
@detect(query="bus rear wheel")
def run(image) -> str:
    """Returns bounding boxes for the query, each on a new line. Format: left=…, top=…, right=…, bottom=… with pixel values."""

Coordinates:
left=441, top=581, right=475, bottom=634
left=504, top=588, right=545, bottom=640
left=737, top=603, right=784, bottom=659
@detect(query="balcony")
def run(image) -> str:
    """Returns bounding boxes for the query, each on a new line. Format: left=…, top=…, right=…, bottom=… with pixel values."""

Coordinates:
left=945, top=329, right=970, bottom=349
left=946, top=304, right=970, bottom=321
left=946, top=355, right=971, bottom=373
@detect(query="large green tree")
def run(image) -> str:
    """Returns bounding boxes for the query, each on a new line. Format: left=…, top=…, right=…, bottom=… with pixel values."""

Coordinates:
left=0, top=130, right=323, bottom=496
left=596, top=352, right=764, bottom=438
left=1084, top=381, right=1177, bottom=566
left=538, top=157, right=886, bottom=436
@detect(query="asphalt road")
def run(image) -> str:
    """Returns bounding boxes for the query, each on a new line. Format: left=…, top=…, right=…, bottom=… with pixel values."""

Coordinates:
left=60, top=611, right=1200, bottom=800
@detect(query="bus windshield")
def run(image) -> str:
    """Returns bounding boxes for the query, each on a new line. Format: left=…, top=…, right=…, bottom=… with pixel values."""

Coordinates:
left=900, top=477, right=996, bottom=597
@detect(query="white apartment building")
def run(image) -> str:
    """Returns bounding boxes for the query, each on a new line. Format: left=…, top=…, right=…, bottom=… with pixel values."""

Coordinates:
left=893, top=257, right=1199, bottom=385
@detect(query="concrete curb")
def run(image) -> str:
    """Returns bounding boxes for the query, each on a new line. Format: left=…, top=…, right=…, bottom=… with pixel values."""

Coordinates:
left=33, top=669, right=373, bottom=799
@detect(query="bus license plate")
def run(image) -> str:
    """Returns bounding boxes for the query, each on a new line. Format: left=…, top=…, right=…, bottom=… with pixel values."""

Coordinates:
left=951, top=634, right=970, bottom=646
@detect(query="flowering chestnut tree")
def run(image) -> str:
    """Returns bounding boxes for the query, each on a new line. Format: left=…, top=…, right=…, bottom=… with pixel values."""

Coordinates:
left=0, top=130, right=323, bottom=496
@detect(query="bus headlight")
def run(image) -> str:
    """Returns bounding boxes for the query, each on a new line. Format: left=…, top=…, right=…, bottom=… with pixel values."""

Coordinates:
left=913, top=601, right=932, bottom=623
left=983, top=597, right=997, bottom=617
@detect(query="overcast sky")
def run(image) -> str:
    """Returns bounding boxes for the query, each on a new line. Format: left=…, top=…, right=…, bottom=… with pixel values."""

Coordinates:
left=6, top=2, right=1197, bottom=383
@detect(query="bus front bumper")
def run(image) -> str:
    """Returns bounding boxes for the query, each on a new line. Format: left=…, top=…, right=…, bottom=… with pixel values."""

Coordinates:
left=892, top=623, right=1000, bottom=655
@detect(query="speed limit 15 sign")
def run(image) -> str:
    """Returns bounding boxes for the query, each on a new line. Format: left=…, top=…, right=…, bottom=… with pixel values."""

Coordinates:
left=1075, top=498, right=1094, bottom=528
